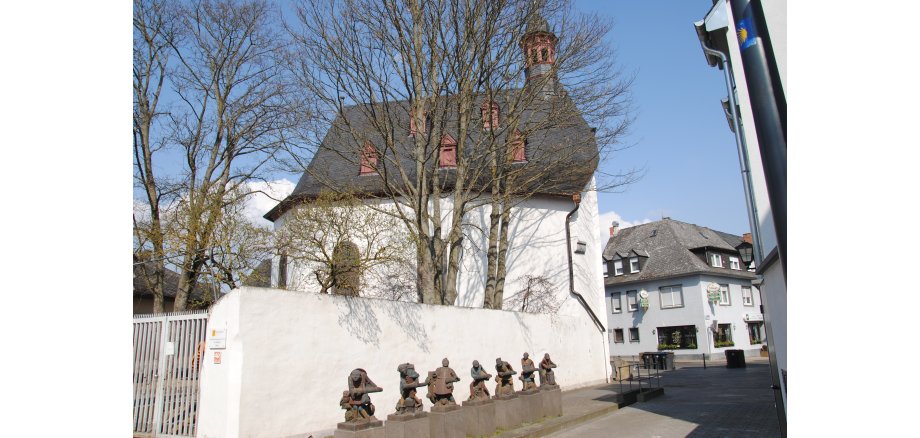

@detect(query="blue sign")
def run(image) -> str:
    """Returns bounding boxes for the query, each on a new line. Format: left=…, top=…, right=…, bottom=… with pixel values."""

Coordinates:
left=736, top=6, right=758, bottom=51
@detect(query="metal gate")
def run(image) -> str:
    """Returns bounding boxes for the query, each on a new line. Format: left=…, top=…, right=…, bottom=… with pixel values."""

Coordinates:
left=133, top=310, right=209, bottom=437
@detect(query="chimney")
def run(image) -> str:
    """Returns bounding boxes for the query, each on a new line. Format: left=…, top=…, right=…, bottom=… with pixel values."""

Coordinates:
left=609, top=221, right=620, bottom=237
left=742, top=233, right=753, bottom=244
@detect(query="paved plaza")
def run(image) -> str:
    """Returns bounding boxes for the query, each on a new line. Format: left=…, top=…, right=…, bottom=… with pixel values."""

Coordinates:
left=545, top=359, right=781, bottom=438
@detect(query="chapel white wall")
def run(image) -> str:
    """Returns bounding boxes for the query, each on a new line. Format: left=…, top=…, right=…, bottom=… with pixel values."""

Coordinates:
left=196, top=287, right=610, bottom=438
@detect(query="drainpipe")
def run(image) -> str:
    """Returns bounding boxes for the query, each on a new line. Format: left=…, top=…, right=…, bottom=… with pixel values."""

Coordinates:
left=699, top=39, right=765, bottom=264
left=564, top=193, right=609, bottom=383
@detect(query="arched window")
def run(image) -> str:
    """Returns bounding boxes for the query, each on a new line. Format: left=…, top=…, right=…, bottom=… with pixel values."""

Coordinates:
left=359, top=141, right=377, bottom=175
left=481, top=101, right=499, bottom=130
left=510, top=129, right=526, bottom=162
left=439, top=134, right=457, bottom=167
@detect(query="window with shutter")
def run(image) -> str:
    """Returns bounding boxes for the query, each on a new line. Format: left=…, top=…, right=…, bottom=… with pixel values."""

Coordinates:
left=439, top=134, right=457, bottom=167
left=359, top=141, right=377, bottom=175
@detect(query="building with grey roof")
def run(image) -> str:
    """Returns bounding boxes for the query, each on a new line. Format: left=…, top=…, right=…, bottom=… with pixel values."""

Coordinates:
left=602, top=218, right=765, bottom=359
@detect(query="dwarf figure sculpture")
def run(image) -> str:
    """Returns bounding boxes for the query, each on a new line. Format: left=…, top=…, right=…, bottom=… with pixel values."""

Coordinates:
left=539, top=353, right=558, bottom=388
left=519, top=352, right=538, bottom=391
left=340, top=368, right=383, bottom=422
left=395, top=362, right=427, bottom=414
left=468, top=360, right=493, bottom=401
left=426, top=358, right=461, bottom=406
left=493, top=357, right=517, bottom=397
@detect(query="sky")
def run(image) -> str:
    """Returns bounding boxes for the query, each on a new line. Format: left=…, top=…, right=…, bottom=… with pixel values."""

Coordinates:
left=239, top=0, right=754, bottom=246
left=581, top=0, right=752, bottom=240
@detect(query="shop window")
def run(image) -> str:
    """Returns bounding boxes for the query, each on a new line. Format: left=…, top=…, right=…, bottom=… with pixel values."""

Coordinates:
left=715, top=324, right=734, bottom=347
left=656, top=325, right=698, bottom=350
left=748, top=322, right=764, bottom=344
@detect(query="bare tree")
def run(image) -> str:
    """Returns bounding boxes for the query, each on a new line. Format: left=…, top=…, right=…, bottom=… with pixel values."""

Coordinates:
left=282, top=0, right=636, bottom=307
left=504, top=274, right=562, bottom=314
left=276, top=192, right=413, bottom=296
left=134, top=0, right=304, bottom=311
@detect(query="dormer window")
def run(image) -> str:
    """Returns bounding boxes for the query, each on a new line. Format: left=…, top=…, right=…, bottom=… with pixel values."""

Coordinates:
left=359, top=141, right=377, bottom=175
left=481, top=101, right=499, bottom=130
left=729, top=256, right=740, bottom=270
left=613, top=260, right=624, bottom=276
left=509, top=129, right=526, bottom=162
left=710, top=254, right=723, bottom=268
left=439, top=134, right=457, bottom=167
left=629, top=256, right=640, bottom=273
left=409, top=107, right=428, bottom=136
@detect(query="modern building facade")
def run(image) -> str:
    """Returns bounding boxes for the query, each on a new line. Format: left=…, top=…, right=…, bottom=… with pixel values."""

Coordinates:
left=603, top=219, right=764, bottom=358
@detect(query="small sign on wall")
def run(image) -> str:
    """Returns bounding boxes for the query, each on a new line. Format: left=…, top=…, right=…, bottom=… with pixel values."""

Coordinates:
left=209, top=328, right=227, bottom=350
left=213, top=351, right=222, bottom=364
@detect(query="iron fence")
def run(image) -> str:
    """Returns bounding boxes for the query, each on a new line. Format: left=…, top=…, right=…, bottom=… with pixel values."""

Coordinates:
left=133, top=310, right=209, bottom=437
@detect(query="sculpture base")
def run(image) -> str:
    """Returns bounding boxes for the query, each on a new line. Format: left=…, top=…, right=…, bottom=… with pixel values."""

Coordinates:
left=516, top=389, right=542, bottom=424
left=462, top=399, right=495, bottom=438
left=541, top=387, right=562, bottom=418
left=386, top=412, right=430, bottom=438
left=335, top=420, right=385, bottom=438
left=492, top=394, right=522, bottom=430
left=429, top=404, right=465, bottom=438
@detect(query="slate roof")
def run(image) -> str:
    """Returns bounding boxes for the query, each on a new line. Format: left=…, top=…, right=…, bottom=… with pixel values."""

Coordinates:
left=603, top=218, right=756, bottom=286
left=265, top=89, right=598, bottom=221
left=133, top=260, right=208, bottom=300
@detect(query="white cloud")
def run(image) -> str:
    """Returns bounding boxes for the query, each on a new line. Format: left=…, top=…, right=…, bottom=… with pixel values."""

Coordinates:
left=597, top=210, right=653, bottom=252
left=243, top=179, right=296, bottom=227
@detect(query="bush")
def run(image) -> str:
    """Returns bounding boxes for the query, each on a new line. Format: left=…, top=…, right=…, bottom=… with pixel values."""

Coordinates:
left=714, top=340, right=735, bottom=348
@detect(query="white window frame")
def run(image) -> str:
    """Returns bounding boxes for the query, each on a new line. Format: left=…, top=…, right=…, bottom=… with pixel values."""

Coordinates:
left=603, top=262, right=608, bottom=278
left=611, top=292, right=622, bottom=313
left=613, top=260, right=624, bottom=276
left=719, top=284, right=731, bottom=305
left=742, top=286, right=754, bottom=306
left=612, top=328, right=624, bottom=344
left=628, top=327, right=640, bottom=342
left=729, top=256, right=740, bottom=270
left=660, top=285, right=684, bottom=309
left=629, top=256, right=640, bottom=273
left=710, top=254, right=723, bottom=268
left=626, top=290, right=638, bottom=312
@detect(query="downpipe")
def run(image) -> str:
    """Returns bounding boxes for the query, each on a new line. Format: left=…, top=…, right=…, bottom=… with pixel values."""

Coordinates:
left=564, top=193, right=609, bottom=382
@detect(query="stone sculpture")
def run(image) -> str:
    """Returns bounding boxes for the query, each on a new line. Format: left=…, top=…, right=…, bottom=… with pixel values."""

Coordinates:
left=426, top=358, right=461, bottom=406
left=519, top=352, right=538, bottom=391
left=468, top=360, right=493, bottom=401
left=395, top=362, right=427, bottom=414
left=539, top=353, right=558, bottom=388
left=340, top=368, right=383, bottom=422
left=493, top=357, right=517, bottom=397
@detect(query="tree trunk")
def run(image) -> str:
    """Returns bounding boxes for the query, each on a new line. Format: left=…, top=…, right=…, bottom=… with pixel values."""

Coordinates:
left=494, top=203, right=512, bottom=309
left=483, top=196, right=501, bottom=308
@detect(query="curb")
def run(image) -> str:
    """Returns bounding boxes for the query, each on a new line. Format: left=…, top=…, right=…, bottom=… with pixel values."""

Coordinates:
left=496, top=402, right=622, bottom=438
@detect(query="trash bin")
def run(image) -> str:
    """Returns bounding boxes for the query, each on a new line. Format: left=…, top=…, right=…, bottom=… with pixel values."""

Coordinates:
left=661, top=352, right=675, bottom=370
left=725, top=349, right=746, bottom=368
left=641, top=352, right=658, bottom=369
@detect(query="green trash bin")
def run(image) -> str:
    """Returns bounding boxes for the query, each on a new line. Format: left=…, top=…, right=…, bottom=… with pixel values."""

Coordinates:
left=725, top=349, right=746, bottom=368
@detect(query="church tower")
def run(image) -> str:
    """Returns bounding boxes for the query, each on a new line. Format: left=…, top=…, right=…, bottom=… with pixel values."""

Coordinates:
left=521, top=10, right=558, bottom=96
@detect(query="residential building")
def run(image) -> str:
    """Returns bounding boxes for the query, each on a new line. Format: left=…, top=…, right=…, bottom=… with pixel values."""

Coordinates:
left=694, top=0, right=786, bottom=428
left=603, top=219, right=765, bottom=358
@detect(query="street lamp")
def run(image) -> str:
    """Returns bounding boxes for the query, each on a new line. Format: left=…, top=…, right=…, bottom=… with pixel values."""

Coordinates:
left=738, top=244, right=754, bottom=265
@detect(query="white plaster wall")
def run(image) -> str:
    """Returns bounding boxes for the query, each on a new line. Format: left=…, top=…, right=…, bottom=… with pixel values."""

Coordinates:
left=197, top=287, right=610, bottom=438
left=270, top=180, right=607, bottom=326
left=604, top=275, right=762, bottom=358
left=196, top=292, right=242, bottom=438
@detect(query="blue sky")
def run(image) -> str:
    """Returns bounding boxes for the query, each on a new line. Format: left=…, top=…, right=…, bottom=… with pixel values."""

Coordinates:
left=580, top=0, right=752, bottom=237
left=142, top=0, right=753, bottom=240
